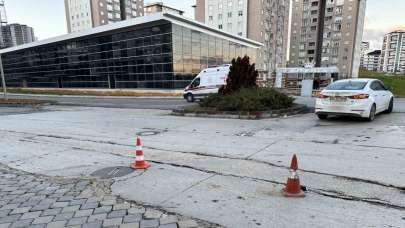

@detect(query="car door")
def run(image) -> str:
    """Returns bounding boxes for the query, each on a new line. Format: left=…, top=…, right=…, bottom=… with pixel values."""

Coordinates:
left=377, top=81, right=392, bottom=109
left=369, top=81, right=384, bottom=112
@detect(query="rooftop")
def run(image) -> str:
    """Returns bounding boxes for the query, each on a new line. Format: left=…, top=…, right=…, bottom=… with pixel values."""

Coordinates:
left=0, top=12, right=262, bottom=54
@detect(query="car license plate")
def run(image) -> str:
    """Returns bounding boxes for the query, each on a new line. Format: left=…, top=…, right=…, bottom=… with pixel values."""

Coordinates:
left=330, top=96, right=347, bottom=102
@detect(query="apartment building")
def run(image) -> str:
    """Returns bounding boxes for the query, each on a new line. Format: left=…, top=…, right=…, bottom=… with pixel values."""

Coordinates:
left=380, top=30, right=405, bottom=74
left=360, top=41, right=369, bottom=66
left=65, top=0, right=144, bottom=33
left=144, top=2, right=184, bottom=16
left=362, top=50, right=381, bottom=71
left=1, top=23, right=35, bottom=47
left=194, top=0, right=290, bottom=80
left=0, top=0, right=7, bottom=48
left=289, top=0, right=367, bottom=79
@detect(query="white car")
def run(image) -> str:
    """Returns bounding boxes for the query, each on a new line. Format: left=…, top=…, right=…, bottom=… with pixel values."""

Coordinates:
left=315, top=79, right=394, bottom=121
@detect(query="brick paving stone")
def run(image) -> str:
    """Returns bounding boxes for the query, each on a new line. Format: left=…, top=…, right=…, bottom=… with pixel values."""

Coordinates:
left=1, top=204, right=20, bottom=210
left=100, top=200, right=115, bottom=206
left=120, top=223, right=140, bottom=228
left=41, top=208, right=61, bottom=216
left=51, top=202, right=69, bottom=208
left=82, top=221, right=103, bottom=228
left=159, top=216, right=178, bottom=225
left=0, top=223, right=11, bottom=228
left=10, top=207, right=31, bottom=215
left=93, top=205, right=112, bottom=214
left=113, top=204, right=131, bottom=211
left=0, top=209, right=11, bottom=217
left=61, top=205, right=80, bottom=213
left=103, top=218, right=123, bottom=227
left=74, top=209, right=93, bottom=218
left=87, top=213, right=107, bottom=222
left=31, top=204, right=52, bottom=212
left=108, top=210, right=127, bottom=219
left=20, top=211, right=42, bottom=220
left=140, top=219, right=159, bottom=228
left=32, top=216, right=54, bottom=224
left=46, top=220, right=67, bottom=228
left=0, top=169, right=209, bottom=228
left=0, top=214, right=21, bottom=223
left=28, top=224, right=46, bottom=228
left=68, top=199, right=86, bottom=206
left=53, top=212, right=74, bottom=221
left=10, top=219, right=33, bottom=228
left=144, top=209, right=162, bottom=219
left=67, top=216, right=88, bottom=226
left=123, top=214, right=142, bottom=223
left=158, top=224, right=178, bottom=228
left=81, top=202, right=99, bottom=210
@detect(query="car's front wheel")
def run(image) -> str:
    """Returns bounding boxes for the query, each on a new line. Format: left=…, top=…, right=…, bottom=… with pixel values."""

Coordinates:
left=186, top=93, right=195, bottom=103
left=317, top=114, right=328, bottom=120
left=367, top=104, right=376, bottom=121
left=384, top=98, right=394, bottom=114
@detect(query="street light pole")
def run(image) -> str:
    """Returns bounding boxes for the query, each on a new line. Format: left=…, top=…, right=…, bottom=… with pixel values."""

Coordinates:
left=0, top=54, right=7, bottom=100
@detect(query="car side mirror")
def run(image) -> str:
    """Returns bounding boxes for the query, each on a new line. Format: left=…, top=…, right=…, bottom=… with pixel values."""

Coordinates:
left=386, top=86, right=393, bottom=91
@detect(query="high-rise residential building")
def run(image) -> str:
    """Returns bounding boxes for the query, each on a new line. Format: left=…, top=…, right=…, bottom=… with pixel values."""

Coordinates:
left=144, top=2, right=184, bottom=16
left=289, top=0, right=367, bottom=79
left=0, top=0, right=7, bottom=48
left=194, top=0, right=290, bottom=81
left=380, top=30, right=405, bottom=74
left=64, top=0, right=144, bottom=33
left=1, top=23, right=35, bottom=47
left=360, top=41, right=369, bottom=66
left=361, top=50, right=381, bottom=71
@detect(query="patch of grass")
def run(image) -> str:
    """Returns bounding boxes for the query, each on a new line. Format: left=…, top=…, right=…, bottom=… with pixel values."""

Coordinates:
left=0, top=98, right=50, bottom=105
left=359, top=69, right=405, bottom=97
left=7, top=88, right=182, bottom=97
left=199, top=88, right=295, bottom=111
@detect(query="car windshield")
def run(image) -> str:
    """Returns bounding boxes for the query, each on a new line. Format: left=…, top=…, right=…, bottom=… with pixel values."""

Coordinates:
left=326, top=81, right=368, bottom=90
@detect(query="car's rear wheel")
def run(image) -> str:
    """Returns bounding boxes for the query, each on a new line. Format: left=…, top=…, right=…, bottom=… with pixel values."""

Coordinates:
left=186, top=93, right=195, bottom=103
left=317, top=114, right=328, bottom=120
left=384, top=98, right=394, bottom=114
left=367, top=104, right=376, bottom=121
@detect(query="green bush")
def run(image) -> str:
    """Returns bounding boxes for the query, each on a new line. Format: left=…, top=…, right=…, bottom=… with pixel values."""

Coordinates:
left=220, top=56, right=258, bottom=95
left=200, top=88, right=295, bottom=111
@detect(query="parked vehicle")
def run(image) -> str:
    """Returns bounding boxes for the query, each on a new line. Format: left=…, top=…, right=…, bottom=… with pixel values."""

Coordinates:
left=315, top=79, right=394, bottom=121
left=183, top=65, right=230, bottom=102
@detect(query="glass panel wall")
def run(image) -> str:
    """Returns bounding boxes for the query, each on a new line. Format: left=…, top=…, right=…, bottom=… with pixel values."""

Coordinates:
left=2, top=22, right=173, bottom=89
left=2, top=21, right=258, bottom=89
left=172, top=24, right=257, bottom=88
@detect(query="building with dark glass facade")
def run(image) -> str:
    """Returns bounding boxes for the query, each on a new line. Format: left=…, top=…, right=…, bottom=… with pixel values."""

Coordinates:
left=0, top=13, right=262, bottom=89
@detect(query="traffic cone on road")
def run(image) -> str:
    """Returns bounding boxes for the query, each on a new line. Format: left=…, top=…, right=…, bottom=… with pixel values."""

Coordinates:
left=130, top=137, right=151, bottom=170
left=282, top=154, right=305, bottom=197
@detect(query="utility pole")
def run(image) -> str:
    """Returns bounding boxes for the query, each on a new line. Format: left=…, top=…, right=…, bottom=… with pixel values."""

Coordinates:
left=0, top=54, right=7, bottom=100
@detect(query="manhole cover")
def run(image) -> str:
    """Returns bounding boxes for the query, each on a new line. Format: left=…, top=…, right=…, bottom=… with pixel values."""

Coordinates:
left=137, top=131, right=161, bottom=136
left=91, top=166, right=134, bottom=179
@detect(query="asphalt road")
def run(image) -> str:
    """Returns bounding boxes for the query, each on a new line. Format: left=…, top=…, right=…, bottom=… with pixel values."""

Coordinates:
left=6, top=93, right=405, bottom=112
left=8, top=94, right=191, bottom=110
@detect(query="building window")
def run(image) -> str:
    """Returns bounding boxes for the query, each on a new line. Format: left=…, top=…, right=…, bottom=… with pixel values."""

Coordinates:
left=218, top=24, right=223, bottom=29
left=238, top=11, right=243, bottom=16
left=228, top=12, right=232, bottom=18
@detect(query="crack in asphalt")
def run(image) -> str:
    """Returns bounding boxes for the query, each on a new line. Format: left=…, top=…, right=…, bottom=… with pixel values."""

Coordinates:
left=4, top=129, right=405, bottom=190
left=3, top=129, right=405, bottom=211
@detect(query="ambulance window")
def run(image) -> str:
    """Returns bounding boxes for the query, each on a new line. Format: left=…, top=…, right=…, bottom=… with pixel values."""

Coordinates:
left=191, top=78, right=200, bottom=88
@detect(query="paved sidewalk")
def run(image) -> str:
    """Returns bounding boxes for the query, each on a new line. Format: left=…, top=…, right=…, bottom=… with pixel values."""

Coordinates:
left=0, top=166, right=218, bottom=228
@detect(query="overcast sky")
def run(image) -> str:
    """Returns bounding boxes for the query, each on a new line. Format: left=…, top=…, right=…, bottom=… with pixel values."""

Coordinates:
left=5, top=0, right=405, bottom=50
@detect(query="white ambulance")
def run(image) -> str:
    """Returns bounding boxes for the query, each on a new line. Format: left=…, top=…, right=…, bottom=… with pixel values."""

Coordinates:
left=183, top=65, right=230, bottom=102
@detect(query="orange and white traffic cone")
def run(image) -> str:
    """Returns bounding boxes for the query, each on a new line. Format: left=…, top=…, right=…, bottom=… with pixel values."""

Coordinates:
left=130, top=137, right=151, bottom=170
left=282, top=154, right=305, bottom=197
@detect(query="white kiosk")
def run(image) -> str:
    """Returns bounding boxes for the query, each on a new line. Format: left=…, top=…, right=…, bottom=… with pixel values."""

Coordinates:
left=275, top=66, right=339, bottom=97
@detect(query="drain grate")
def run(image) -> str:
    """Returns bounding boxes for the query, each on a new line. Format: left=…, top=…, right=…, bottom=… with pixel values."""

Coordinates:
left=137, top=131, right=161, bottom=136
left=91, top=166, right=134, bottom=179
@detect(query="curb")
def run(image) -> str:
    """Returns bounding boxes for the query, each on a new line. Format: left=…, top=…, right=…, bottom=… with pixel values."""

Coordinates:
left=171, top=104, right=310, bottom=120
left=9, top=93, right=183, bottom=99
